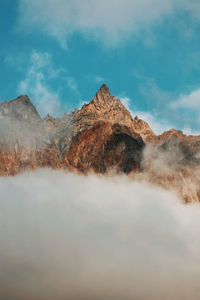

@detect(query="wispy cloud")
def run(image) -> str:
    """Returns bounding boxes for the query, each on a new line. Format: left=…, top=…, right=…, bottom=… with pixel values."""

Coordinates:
left=120, top=91, right=200, bottom=136
left=120, top=96, right=174, bottom=134
left=182, top=0, right=200, bottom=20
left=171, top=88, right=200, bottom=110
left=170, top=87, right=200, bottom=129
left=129, top=73, right=200, bottom=135
left=17, top=50, right=66, bottom=117
left=66, top=77, right=79, bottom=94
left=17, top=0, right=178, bottom=48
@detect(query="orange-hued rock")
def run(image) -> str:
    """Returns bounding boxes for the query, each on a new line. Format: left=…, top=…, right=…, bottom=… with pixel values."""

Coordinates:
left=0, top=146, right=66, bottom=176
left=73, top=84, right=154, bottom=139
left=0, top=84, right=200, bottom=202
left=66, top=121, right=144, bottom=173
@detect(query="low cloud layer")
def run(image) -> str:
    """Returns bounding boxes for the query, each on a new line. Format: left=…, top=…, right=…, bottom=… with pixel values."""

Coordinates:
left=0, top=170, right=200, bottom=299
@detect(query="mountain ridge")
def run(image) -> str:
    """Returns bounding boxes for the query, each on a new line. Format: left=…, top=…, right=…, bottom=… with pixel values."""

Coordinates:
left=0, top=84, right=199, bottom=202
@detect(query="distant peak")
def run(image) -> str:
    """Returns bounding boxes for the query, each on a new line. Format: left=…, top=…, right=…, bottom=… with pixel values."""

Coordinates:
left=98, top=84, right=110, bottom=95
left=10, top=95, right=31, bottom=105
left=0, top=95, right=41, bottom=122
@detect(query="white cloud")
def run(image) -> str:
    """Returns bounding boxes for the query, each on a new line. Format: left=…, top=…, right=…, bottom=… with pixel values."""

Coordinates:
left=0, top=169, right=200, bottom=299
left=171, top=88, right=200, bottom=110
left=124, top=74, right=200, bottom=135
left=181, top=127, right=200, bottom=136
left=134, top=110, right=174, bottom=134
left=18, top=50, right=65, bottom=117
left=120, top=95, right=200, bottom=135
left=120, top=96, right=131, bottom=108
left=17, top=0, right=178, bottom=47
left=120, top=96, right=174, bottom=134
left=170, top=88, right=200, bottom=134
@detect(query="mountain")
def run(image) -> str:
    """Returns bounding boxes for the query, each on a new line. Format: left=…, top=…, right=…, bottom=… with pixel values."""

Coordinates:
left=0, top=84, right=199, bottom=202
left=73, top=84, right=154, bottom=139
left=0, top=95, right=41, bottom=122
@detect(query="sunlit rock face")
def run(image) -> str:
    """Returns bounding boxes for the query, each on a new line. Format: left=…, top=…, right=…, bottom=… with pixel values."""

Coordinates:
left=73, top=84, right=154, bottom=139
left=0, top=84, right=200, bottom=202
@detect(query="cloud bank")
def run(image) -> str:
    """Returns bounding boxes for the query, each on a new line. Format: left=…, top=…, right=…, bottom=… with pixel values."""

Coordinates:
left=17, top=0, right=177, bottom=47
left=0, top=169, right=200, bottom=299
left=17, top=0, right=200, bottom=48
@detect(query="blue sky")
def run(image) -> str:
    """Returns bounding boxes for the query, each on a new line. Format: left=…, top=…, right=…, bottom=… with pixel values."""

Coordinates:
left=0, top=0, right=200, bottom=134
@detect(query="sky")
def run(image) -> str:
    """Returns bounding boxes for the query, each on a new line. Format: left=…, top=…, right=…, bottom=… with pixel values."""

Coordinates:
left=0, top=0, right=200, bottom=134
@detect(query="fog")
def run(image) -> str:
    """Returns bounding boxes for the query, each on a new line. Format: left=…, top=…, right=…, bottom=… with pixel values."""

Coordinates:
left=0, top=170, right=200, bottom=300
left=140, top=139, right=200, bottom=202
left=0, top=117, right=47, bottom=151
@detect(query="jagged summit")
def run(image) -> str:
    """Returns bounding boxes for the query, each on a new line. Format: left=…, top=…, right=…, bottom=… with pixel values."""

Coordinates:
left=97, top=84, right=110, bottom=95
left=0, top=95, right=41, bottom=122
left=10, top=94, right=31, bottom=104
left=0, top=87, right=199, bottom=202
left=92, top=84, right=116, bottom=109
left=73, top=84, right=138, bottom=134
left=0, top=86, right=155, bottom=139
left=78, top=84, right=155, bottom=139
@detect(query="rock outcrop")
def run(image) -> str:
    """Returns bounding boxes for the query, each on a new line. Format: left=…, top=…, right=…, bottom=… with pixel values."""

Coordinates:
left=73, top=84, right=154, bottom=139
left=0, top=95, right=41, bottom=122
left=0, top=84, right=199, bottom=202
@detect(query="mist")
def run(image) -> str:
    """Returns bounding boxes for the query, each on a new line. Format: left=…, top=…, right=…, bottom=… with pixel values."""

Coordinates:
left=0, top=169, right=200, bottom=300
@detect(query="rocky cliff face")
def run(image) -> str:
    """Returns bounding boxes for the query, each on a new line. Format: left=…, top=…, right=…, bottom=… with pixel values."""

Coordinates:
left=0, top=84, right=199, bottom=202
left=73, top=84, right=154, bottom=139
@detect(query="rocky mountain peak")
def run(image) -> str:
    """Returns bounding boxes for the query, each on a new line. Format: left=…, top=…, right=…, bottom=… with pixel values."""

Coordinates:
left=92, top=84, right=115, bottom=110
left=10, top=94, right=31, bottom=105
left=0, top=87, right=199, bottom=202
left=73, top=85, right=134, bottom=132
left=73, top=85, right=155, bottom=139
left=0, top=95, right=41, bottom=122
left=97, top=84, right=110, bottom=95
